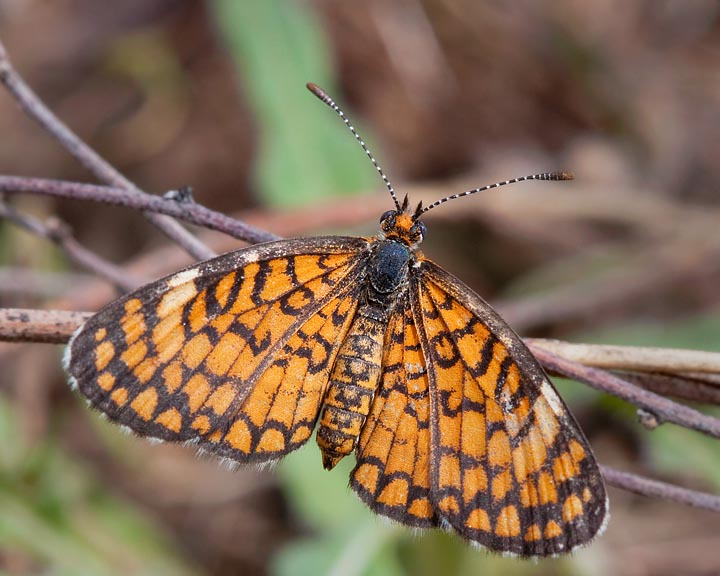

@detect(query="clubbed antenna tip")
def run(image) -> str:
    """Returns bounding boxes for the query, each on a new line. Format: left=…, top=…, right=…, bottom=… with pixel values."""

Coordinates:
left=306, top=82, right=328, bottom=102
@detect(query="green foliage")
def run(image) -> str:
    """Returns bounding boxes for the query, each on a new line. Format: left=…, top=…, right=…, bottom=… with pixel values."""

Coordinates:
left=0, top=398, right=197, bottom=576
left=211, top=0, right=377, bottom=207
left=273, top=444, right=599, bottom=576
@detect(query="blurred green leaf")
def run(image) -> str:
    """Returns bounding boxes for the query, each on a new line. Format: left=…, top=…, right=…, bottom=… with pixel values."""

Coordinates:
left=273, top=520, right=403, bottom=576
left=552, top=376, right=602, bottom=407
left=646, top=423, right=720, bottom=488
left=0, top=396, right=197, bottom=576
left=211, top=0, right=377, bottom=207
left=277, top=443, right=369, bottom=532
left=578, top=312, right=720, bottom=352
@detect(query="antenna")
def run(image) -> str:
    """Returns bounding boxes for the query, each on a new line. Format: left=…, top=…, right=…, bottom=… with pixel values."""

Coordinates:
left=416, top=172, right=574, bottom=218
left=307, top=83, right=401, bottom=211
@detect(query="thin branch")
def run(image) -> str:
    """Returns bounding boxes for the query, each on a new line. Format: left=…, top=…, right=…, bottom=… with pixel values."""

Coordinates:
left=526, top=338, right=720, bottom=374
left=0, top=40, right=214, bottom=260
left=682, top=372, right=720, bottom=386
left=6, top=308, right=720, bottom=440
left=0, top=200, right=141, bottom=290
left=528, top=342, right=720, bottom=439
left=0, top=176, right=279, bottom=245
left=601, top=465, right=720, bottom=512
left=617, top=371, right=720, bottom=406
left=0, top=308, right=91, bottom=343
left=3, top=308, right=720, bottom=512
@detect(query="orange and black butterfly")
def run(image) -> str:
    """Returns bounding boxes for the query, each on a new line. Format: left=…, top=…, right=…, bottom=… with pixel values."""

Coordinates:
left=65, top=83, right=607, bottom=557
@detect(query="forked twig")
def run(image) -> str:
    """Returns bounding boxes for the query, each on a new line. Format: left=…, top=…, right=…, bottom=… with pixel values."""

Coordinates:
left=0, top=40, right=214, bottom=260
left=0, top=176, right=279, bottom=245
left=528, top=343, right=720, bottom=439
left=526, top=338, right=720, bottom=374
left=1, top=306, right=718, bottom=512
left=616, top=371, right=720, bottom=406
left=0, top=200, right=140, bottom=290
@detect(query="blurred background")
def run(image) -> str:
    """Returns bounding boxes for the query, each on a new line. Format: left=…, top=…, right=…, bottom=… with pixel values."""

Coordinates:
left=1, top=1, right=720, bottom=574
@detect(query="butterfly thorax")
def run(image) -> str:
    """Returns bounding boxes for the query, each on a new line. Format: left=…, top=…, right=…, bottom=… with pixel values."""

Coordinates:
left=368, top=240, right=413, bottom=294
left=316, top=235, right=414, bottom=470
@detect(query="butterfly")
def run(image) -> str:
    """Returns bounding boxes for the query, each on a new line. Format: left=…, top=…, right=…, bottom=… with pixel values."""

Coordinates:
left=64, top=83, right=607, bottom=557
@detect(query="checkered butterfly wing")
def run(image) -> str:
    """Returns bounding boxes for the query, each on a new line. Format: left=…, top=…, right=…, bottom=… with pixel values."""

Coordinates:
left=351, top=259, right=607, bottom=557
left=65, top=237, right=368, bottom=463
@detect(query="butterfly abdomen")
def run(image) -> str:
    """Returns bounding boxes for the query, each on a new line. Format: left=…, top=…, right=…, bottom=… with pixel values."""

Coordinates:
left=316, top=240, right=412, bottom=470
left=316, top=305, right=385, bottom=469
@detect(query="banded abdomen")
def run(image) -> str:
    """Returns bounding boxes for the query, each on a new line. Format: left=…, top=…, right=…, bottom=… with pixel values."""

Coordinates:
left=316, top=239, right=412, bottom=469
left=316, top=304, right=386, bottom=469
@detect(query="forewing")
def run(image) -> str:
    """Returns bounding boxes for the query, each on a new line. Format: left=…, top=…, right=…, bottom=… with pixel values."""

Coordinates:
left=65, top=237, right=367, bottom=463
left=412, top=260, right=607, bottom=557
left=350, top=297, right=436, bottom=528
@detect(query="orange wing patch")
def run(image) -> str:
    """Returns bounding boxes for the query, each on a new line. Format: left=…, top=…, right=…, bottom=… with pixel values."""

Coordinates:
left=411, top=264, right=607, bottom=556
left=66, top=238, right=368, bottom=463
left=351, top=300, right=435, bottom=527
left=211, top=290, right=358, bottom=461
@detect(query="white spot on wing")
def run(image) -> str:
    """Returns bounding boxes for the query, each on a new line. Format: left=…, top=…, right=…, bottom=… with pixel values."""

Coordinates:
left=157, top=282, right=198, bottom=317
left=167, top=268, right=200, bottom=288
left=540, top=381, right=565, bottom=416
left=66, top=372, right=79, bottom=392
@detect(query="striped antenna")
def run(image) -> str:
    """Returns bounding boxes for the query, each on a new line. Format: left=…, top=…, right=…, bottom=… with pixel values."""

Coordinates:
left=307, top=83, right=401, bottom=211
left=416, top=172, right=574, bottom=218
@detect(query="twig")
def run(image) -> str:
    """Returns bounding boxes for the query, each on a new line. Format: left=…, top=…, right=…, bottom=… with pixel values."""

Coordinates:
left=0, top=176, right=279, bottom=245
left=0, top=308, right=92, bottom=344
left=4, top=309, right=719, bottom=411
left=617, top=371, right=720, bottom=406
left=3, top=307, right=720, bottom=512
left=6, top=307, right=720, bottom=440
left=0, top=200, right=141, bottom=290
left=526, top=339, right=720, bottom=405
left=0, top=40, right=214, bottom=261
left=600, top=466, right=720, bottom=512
left=528, top=343, right=720, bottom=439
left=525, top=339, right=720, bottom=374
left=7, top=308, right=720, bottom=437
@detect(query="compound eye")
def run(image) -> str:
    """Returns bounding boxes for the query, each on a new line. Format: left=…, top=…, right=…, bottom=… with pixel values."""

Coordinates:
left=379, top=210, right=396, bottom=231
left=410, top=220, right=426, bottom=242
left=379, top=210, right=395, bottom=224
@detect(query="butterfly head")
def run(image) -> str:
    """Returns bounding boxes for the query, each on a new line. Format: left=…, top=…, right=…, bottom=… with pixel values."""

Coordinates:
left=379, top=197, right=427, bottom=248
